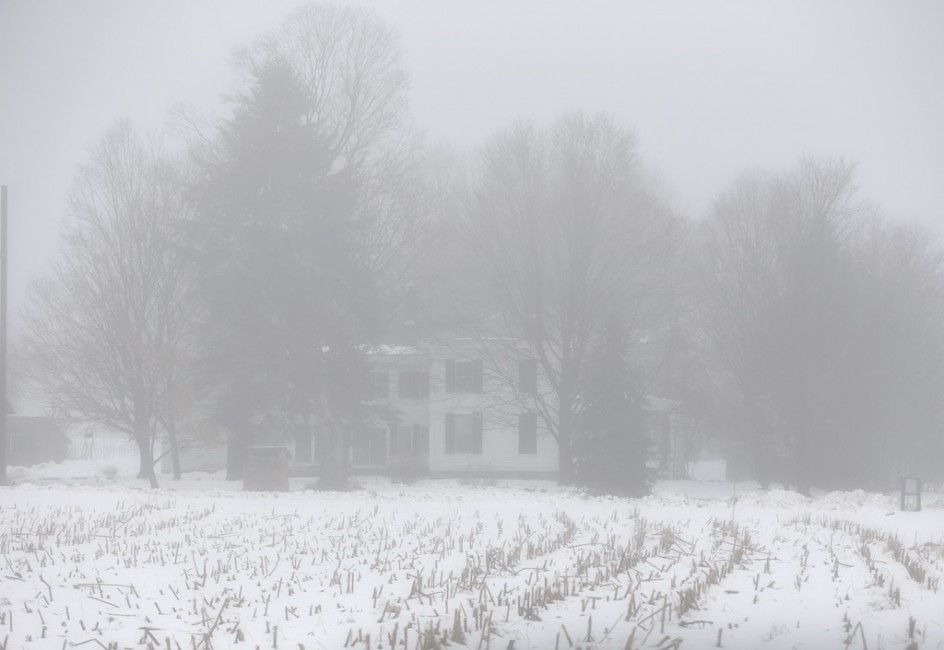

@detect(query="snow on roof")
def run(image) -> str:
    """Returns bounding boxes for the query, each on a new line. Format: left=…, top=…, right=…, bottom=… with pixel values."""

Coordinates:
left=363, top=344, right=423, bottom=357
left=644, top=396, right=681, bottom=412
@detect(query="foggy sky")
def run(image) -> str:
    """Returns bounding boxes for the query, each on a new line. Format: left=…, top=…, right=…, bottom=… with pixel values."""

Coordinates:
left=1, top=0, right=943, bottom=332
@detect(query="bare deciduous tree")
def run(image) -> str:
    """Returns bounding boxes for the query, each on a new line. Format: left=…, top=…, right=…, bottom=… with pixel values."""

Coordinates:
left=694, top=157, right=944, bottom=492
left=456, top=113, right=679, bottom=483
left=843, top=219, right=944, bottom=483
left=23, top=120, right=194, bottom=488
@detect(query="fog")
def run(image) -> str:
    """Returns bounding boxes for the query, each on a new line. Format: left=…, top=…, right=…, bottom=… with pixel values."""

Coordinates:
left=1, top=2, right=944, bottom=489
left=2, top=1, right=944, bottom=317
left=4, top=5, right=944, bottom=647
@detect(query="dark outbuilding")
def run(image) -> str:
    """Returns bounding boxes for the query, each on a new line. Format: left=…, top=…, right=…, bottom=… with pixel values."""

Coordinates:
left=7, top=416, right=70, bottom=466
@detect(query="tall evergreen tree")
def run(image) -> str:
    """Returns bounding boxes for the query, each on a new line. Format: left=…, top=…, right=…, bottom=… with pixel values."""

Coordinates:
left=188, top=61, right=377, bottom=488
left=574, top=314, right=650, bottom=496
left=182, top=5, right=416, bottom=489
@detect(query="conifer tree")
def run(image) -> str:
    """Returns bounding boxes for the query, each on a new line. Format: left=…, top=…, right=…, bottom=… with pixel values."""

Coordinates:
left=574, top=314, right=650, bottom=496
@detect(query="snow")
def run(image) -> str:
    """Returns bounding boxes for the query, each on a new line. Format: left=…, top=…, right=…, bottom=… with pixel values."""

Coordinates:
left=364, top=345, right=423, bottom=357
left=1, top=461, right=942, bottom=649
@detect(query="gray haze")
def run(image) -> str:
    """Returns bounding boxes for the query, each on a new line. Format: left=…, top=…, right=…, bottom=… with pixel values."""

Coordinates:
left=1, top=0, right=944, bottom=329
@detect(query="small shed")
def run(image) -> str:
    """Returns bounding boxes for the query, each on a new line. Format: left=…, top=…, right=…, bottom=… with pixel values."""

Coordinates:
left=7, top=416, right=70, bottom=466
left=644, top=397, right=684, bottom=478
left=722, top=442, right=755, bottom=483
left=242, top=446, right=292, bottom=492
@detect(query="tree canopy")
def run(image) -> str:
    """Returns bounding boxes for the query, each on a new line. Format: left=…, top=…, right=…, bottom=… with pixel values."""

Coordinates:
left=23, top=120, right=193, bottom=488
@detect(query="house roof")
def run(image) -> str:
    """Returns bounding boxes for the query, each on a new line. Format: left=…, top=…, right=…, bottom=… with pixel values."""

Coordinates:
left=364, top=344, right=424, bottom=357
left=644, top=396, right=681, bottom=413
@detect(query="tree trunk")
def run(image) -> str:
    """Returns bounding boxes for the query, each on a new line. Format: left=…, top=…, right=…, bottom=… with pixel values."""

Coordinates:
left=555, top=354, right=579, bottom=485
left=794, top=424, right=812, bottom=496
left=226, top=421, right=251, bottom=481
left=317, top=419, right=348, bottom=490
left=137, top=441, right=148, bottom=479
left=134, top=427, right=159, bottom=489
left=167, top=415, right=182, bottom=480
left=755, top=440, right=770, bottom=490
left=315, top=395, right=348, bottom=490
left=557, top=391, right=574, bottom=485
left=749, top=407, right=771, bottom=489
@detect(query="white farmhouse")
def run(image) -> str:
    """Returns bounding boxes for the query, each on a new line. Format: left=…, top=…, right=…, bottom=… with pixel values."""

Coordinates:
left=363, top=339, right=558, bottom=479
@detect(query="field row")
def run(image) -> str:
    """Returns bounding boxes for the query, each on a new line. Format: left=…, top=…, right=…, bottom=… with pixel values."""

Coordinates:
left=1, top=485, right=941, bottom=648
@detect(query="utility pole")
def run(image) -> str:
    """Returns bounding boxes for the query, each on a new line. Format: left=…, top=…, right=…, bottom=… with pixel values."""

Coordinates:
left=1, top=185, right=7, bottom=486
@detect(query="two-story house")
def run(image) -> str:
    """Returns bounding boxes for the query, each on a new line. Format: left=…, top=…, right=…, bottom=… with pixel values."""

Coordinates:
left=424, top=338, right=558, bottom=478
left=205, top=337, right=685, bottom=481
left=363, top=340, right=558, bottom=479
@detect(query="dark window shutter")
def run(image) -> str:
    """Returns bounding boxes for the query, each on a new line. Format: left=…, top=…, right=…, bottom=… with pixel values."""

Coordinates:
left=375, top=433, right=388, bottom=466
left=413, top=425, right=428, bottom=456
left=445, top=413, right=455, bottom=454
left=445, top=360, right=455, bottom=393
left=518, top=413, right=537, bottom=454
left=519, top=359, right=537, bottom=394
left=420, top=372, right=430, bottom=398
left=473, top=360, right=483, bottom=393
left=388, top=426, right=397, bottom=455
left=472, top=412, right=483, bottom=454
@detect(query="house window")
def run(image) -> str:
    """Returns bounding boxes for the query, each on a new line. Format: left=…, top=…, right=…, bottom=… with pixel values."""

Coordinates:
left=369, top=370, right=390, bottom=399
left=397, top=370, right=430, bottom=399
left=518, top=413, right=537, bottom=454
left=396, top=424, right=414, bottom=454
left=518, top=359, right=537, bottom=394
left=294, top=430, right=317, bottom=463
left=445, top=359, right=483, bottom=393
left=413, top=425, right=429, bottom=455
left=351, top=427, right=388, bottom=467
left=445, top=413, right=483, bottom=454
left=391, top=424, right=429, bottom=455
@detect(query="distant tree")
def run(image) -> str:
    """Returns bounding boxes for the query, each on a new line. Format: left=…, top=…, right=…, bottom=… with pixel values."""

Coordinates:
left=840, top=219, right=944, bottom=484
left=696, top=158, right=863, bottom=492
left=456, top=113, right=680, bottom=484
left=185, top=4, right=417, bottom=488
left=23, top=120, right=195, bottom=488
left=696, top=157, right=944, bottom=491
left=232, top=3, right=421, bottom=291
left=574, top=314, right=649, bottom=496
left=390, top=147, right=473, bottom=340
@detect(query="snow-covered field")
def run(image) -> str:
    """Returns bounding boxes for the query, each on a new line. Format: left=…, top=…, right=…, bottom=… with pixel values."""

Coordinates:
left=1, top=460, right=942, bottom=649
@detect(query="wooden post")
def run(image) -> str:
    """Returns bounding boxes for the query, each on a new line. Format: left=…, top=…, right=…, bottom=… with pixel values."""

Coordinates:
left=0, top=185, right=7, bottom=486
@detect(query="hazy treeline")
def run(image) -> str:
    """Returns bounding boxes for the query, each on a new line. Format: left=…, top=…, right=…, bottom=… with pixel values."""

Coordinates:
left=20, top=4, right=944, bottom=492
left=695, top=161, right=944, bottom=492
